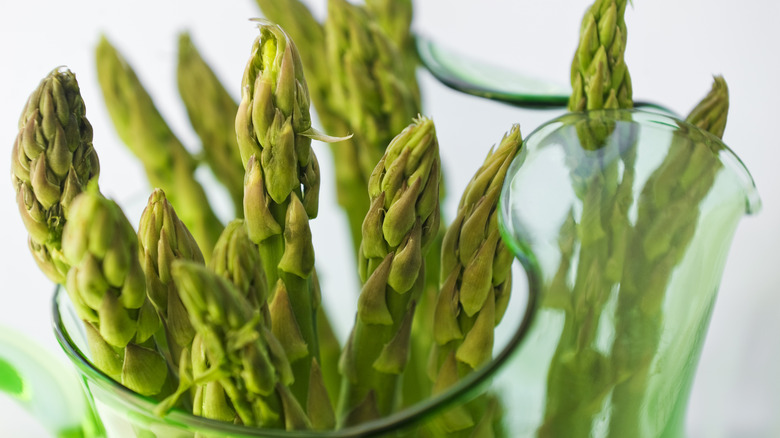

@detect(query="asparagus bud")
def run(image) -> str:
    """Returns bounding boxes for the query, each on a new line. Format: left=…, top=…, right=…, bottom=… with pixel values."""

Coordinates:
left=208, top=219, right=270, bottom=319
left=11, top=68, right=99, bottom=283
left=171, top=261, right=307, bottom=429
left=137, top=188, right=204, bottom=370
left=569, top=0, right=632, bottom=111
left=364, top=0, right=419, bottom=104
left=236, top=21, right=326, bottom=409
left=423, top=126, right=521, bottom=435
left=62, top=188, right=169, bottom=396
left=338, top=116, right=440, bottom=424
left=325, top=0, right=419, bottom=179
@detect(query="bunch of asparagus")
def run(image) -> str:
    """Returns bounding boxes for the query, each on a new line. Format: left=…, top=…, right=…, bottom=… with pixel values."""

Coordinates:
left=10, top=1, right=521, bottom=433
left=10, top=0, right=735, bottom=435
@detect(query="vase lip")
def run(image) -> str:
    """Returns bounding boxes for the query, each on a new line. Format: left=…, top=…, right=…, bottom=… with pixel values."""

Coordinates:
left=51, top=276, right=538, bottom=436
left=543, top=108, right=762, bottom=216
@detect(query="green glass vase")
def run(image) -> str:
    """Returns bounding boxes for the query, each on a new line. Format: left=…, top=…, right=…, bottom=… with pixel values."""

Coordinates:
left=499, top=109, right=760, bottom=437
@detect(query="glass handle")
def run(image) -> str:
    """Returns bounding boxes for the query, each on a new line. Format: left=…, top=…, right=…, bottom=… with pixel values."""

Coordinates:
left=415, top=34, right=676, bottom=114
left=0, top=326, right=103, bottom=438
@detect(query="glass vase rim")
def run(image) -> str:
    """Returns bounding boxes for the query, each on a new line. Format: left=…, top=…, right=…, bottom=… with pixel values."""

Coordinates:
left=526, top=108, right=761, bottom=215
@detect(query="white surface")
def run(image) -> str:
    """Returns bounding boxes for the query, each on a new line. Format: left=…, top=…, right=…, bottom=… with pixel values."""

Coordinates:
left=0, top=1, right=778, bottom=436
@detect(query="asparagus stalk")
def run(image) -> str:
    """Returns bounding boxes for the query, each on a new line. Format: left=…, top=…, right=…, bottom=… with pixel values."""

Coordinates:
left=169, top=261, right=310, bottom=429
left=11, top=68, right=100, bottom=284
left=606, top=77, right=729, bottom=436
left=62, top=188, right=170, bottom=397
left=252, top=0, right=363, bottom=259
left=12, top=69, right=171, bottom=398
left=684, top=76, right=729, bottom=139
left=568, top=0, right=632, bottom=112
left=325, top=0, right=420, bottom=180
left=252, top=0, right=330, bottom=113
left=137, top=188, right=204, bottom=371
left=338, top=116, right=441, bottom=424
left=178, top=27, right=344, bottom=410
left=177, top=32, right=245, bottom=218
left=236, top=21, right=325, bottom=408
left=253, top=0, right=426, bottom=264
left=539, top=1, right=635, bottom=435
left=322, top=0, right=423, bottom=258
left=95, top=36, right=223, bottom=258
left=426, top=125, right=521, bottom=435
left=208, top=219, right=270, bottom=319
left=364, top=0, right=420, bottom=106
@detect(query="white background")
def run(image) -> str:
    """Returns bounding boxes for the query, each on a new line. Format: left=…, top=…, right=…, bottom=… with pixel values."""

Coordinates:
left=0, top=0, right=778, bottom=436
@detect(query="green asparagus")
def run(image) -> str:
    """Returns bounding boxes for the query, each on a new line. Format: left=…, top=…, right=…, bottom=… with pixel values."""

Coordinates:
left=252, top=0, right=330, bottom=113
left=606, top=77, right=729, bottom=436
left=426, top=125, right=521, bottom=435
left=338, top=116, right=441, bottom=424
left=11, top=69, right=171, bottom=398
left=434, top=126, right=520, bottom=368
left=323, top=0, right=422, bottom=258
left=364, top=0, right=420, bottom=106
left=96, top=36, right=223, bottom=258
left=170, top=260, right=306, bottom=428
left=568, top=0, right=632, bottom=112
left=177, top=32, right=245, bottom=218
left=62, top=188, right=170, bottom=397
left=137, top=188, right=204, bottom=370
left=208, top=219, right=269, bottom=318
left=11, top=68, right=100, bottom=284
left=325, top=0, right=420, bottom=180
left=539, top=1, right=635, bottom=435
left=236, top=21, right=325, bottom=409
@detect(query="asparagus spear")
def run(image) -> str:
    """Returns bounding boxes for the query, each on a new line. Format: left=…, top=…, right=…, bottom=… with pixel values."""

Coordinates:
left=177, top=32, right=245, bottom=218
left=568, top=0, right=632, bottom=112
left=320, top=0, right=422, bottom=258
left=95, top=36, right=223, bottom=258
left=684, top=76, right=729, bottom=139
left=208, top=219, right=269, bottom=318
left=426, top=126, right=521, bottom=434
left=170, top=261, right=309, bottom=429
left=338, top=116, right=441, bottom=424
left=325, top=0, right=420, bottom=180
left=253, top=0, right=425, bottom=263
left=539, top=1, right=635, bottom=435
left=236, top=21, right=325, bottom=408
left=252, top=0, right=330, bottom=113
left=364, top=0, right=420, bottom=106
left=606, top=77, right=729, bottom=436
left=12, top=69, right=171, bottom=398
left=11, top=68, right=100, bottom=284
left=208, top=219, right=337, bottom=430
left=62, top=188, right=170, bottom=397
left=365, top=0, right=413, bottom=50
left=137, top=188, right=204, bottom=371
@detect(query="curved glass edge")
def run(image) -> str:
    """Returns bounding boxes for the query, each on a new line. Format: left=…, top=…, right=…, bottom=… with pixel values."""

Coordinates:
left=501, top=109, right=760, bottom=222
left=415, top=35, right=678, bottom=115
left=52, top=261, right=539, bottom=438
left=638, top=109, right=761, bottom=215
left=415, top=33, right=571, bottom=108
left=0, top=323, right=100, bottom=438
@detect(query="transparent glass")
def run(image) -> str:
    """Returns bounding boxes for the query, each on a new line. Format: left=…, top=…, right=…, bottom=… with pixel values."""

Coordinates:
left=415, top=35, right=674, bottom=113
left=498, top=109, right=760, bottom=437
left=2, top=108, right=758, bottom=437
